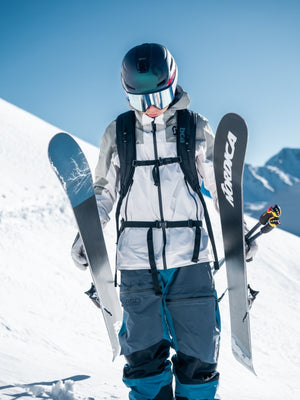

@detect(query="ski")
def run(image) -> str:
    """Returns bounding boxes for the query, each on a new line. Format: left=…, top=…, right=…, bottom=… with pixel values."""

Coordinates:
left=215, top=204, right=281, bottom=270
left=213, top=113, right=255, bottom=374
left=48, top=133, right=122, bottom=360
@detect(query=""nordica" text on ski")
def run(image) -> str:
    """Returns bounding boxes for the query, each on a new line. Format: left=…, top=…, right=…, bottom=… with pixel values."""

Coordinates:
left=220, top=131, right=237, bottom=208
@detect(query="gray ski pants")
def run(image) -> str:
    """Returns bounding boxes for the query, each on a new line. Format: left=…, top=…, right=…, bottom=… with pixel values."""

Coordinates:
left=119, top=263, right=221, bottom=400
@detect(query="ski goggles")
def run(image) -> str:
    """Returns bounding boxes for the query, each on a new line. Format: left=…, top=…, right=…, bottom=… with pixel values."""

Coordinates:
left=126, top=79, right=177, bottom=112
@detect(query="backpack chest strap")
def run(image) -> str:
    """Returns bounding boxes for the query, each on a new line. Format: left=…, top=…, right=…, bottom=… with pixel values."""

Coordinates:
left=120, top=218, right=203, bottom=288
left=120, top=219, right=202, bottom=230
left=132, top=156, right=182, bottom=167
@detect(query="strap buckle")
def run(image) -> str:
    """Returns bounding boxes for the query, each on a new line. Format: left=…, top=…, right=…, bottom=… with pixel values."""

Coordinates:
left=155, top=220, right=167, bottom=229
left=187, top=219, right=194, bottom=228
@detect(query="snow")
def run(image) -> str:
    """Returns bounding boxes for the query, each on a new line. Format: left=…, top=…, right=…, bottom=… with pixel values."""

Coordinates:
left=1, top=98, right=300, bottom=399
left=248, top=165, right=275, bottom=192
left=266, top=148, right=300, bottom=180
left=244, top=148, right=300, bottom=237
left=266, top=165, right=295, bottom=186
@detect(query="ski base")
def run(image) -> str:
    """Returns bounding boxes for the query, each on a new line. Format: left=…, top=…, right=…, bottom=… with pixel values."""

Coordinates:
left=48, top=133, right=122, bottom=360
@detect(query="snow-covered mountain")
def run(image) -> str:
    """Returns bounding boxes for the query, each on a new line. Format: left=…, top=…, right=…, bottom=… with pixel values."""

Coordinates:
left=0, top=98, right=300, bottom=400
left=244, top=148, right=300, bottom=236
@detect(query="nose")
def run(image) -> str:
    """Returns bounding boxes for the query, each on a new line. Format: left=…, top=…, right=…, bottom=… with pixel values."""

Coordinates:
left=147, top=105, right=159, bottom=111
left=145, top=105, right=160, bottom=116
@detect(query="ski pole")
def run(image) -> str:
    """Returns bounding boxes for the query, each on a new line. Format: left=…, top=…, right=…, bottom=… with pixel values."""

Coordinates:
left=214, top=210, right=281, bottom=275
left=246, top=216, right=281, bottom=244
left=213, top=257, right=225, bottom=275
left=245, top=205, right=281, bottom=241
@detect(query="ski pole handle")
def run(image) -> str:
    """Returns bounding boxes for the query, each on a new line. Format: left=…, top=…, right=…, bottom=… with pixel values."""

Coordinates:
left=246, top=216, right=281, bottom=244
left=245, top=204, right=281, bottom=241
left=216, top=214, right=280, bottom=273
left=259, top=204, right=281, bottom=225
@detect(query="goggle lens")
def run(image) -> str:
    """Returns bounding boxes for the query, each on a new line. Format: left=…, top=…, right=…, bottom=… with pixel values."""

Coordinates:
left=126, top=78, right=177, bottom=112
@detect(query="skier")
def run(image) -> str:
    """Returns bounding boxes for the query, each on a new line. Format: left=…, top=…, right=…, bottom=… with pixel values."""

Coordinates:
left=71, top=43, right=257, bottom=400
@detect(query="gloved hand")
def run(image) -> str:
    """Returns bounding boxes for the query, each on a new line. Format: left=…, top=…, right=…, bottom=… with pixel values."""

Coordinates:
left=245, top=238, right=258, bottom=262
left=244, top=221, right=258, bottom=262
left=71, top=233, right=88, bottom=270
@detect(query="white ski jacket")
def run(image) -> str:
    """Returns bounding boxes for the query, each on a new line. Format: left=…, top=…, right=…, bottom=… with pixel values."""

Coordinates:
left=94, top=87, right=218, bottom=270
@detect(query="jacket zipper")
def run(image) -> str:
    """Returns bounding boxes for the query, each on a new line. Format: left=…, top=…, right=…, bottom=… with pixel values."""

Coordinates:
left=152, top=121, right=167, bottom=270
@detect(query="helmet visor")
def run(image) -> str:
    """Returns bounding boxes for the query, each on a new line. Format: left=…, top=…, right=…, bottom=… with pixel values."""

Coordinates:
left=126, top=79, right=177, bottom=112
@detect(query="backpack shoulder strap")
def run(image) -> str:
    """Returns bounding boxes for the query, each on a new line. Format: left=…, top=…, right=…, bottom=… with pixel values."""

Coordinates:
left=115, top=111, right=136, bottom=243
left=177, top=109, right=219, bottom=269
left=116, top=110, right=136, bottom=197
left=176, top=109, right=200, bottom=192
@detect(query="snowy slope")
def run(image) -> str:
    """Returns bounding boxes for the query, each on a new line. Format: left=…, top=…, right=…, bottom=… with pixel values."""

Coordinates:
left=0, top=98, right=300, bottom=400
left=0, top=98, right=126, bottom=400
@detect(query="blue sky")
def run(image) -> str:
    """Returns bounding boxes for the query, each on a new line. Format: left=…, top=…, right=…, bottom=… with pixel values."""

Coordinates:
left=0, top=0, right=299, bottom=165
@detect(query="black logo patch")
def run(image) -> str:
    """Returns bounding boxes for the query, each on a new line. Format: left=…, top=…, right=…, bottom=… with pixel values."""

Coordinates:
left=179, top=127, right=186, bottom=143
left=123, top=297, right=141, bottom=306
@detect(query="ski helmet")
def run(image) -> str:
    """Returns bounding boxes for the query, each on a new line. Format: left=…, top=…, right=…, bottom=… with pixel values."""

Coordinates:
left=121, top=43, right=178, bottom=112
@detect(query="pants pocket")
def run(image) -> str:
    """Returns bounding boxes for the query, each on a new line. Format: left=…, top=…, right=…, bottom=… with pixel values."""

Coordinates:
left=119, top=272, right=164, bottom=356
left=166, top=296, right=220, bottom=364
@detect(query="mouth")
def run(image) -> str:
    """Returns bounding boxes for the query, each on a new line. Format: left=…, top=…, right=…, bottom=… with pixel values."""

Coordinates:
left=146, top=111, right=159, bottom=117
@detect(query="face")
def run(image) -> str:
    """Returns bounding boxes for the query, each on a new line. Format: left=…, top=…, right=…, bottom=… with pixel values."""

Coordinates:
left=143, top=105, right=169, bottom=118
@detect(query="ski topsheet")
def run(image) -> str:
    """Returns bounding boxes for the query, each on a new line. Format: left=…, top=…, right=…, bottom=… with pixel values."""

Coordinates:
left=213, top=113, right=255, bottom=374
left=48, top=133, right=122, bottom=360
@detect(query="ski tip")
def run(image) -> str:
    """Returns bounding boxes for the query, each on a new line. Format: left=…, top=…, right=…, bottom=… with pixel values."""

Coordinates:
left=48, top=132, right=70, bottom=142
left=48, top=132, right=70, bottom=157
left=48, top=131, right=71, bottom=146
left=217, top=113, right=248, bottom=134
left=221, top=112, right=245, bottom=122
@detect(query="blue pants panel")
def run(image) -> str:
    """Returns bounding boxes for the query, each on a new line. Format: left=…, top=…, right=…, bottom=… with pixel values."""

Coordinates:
left=119, top=264, right=220, bottom=400
left=175, top=375, right=219, bottom=400
left=123, top=366, right=173, bottom=400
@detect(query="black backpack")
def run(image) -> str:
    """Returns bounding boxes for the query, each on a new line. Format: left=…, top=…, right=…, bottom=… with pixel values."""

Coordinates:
left=115, top=109, right=219, bottom=294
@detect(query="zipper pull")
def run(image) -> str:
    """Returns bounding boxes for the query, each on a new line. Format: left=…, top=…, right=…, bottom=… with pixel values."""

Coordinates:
left=152, top=164, right=159, bottom=186
left=151, top=120, right=156, bottom=133
left=151, top=120, right=159, bottom=186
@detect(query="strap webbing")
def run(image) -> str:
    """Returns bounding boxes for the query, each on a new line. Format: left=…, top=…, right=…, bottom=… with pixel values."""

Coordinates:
left=132, top=157, right=181, bottom=167
left=196, top=187, right=219, bottom=270
left=192, top=225, right=201, bottom=263
left=122, top=219, right=203, bottom=294
left=177, top=109, right=219, bottom=270
left=147, top=228, right=162, bottom=295
left=121, top=219, right=202, bottom=230
left=114, top=109, right=220, bottom=291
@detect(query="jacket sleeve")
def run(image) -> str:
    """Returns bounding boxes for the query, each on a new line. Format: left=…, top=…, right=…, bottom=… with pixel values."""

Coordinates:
left=94, top=120, right=120, bottom=226
left=194, top=114, right=219, bottom=211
